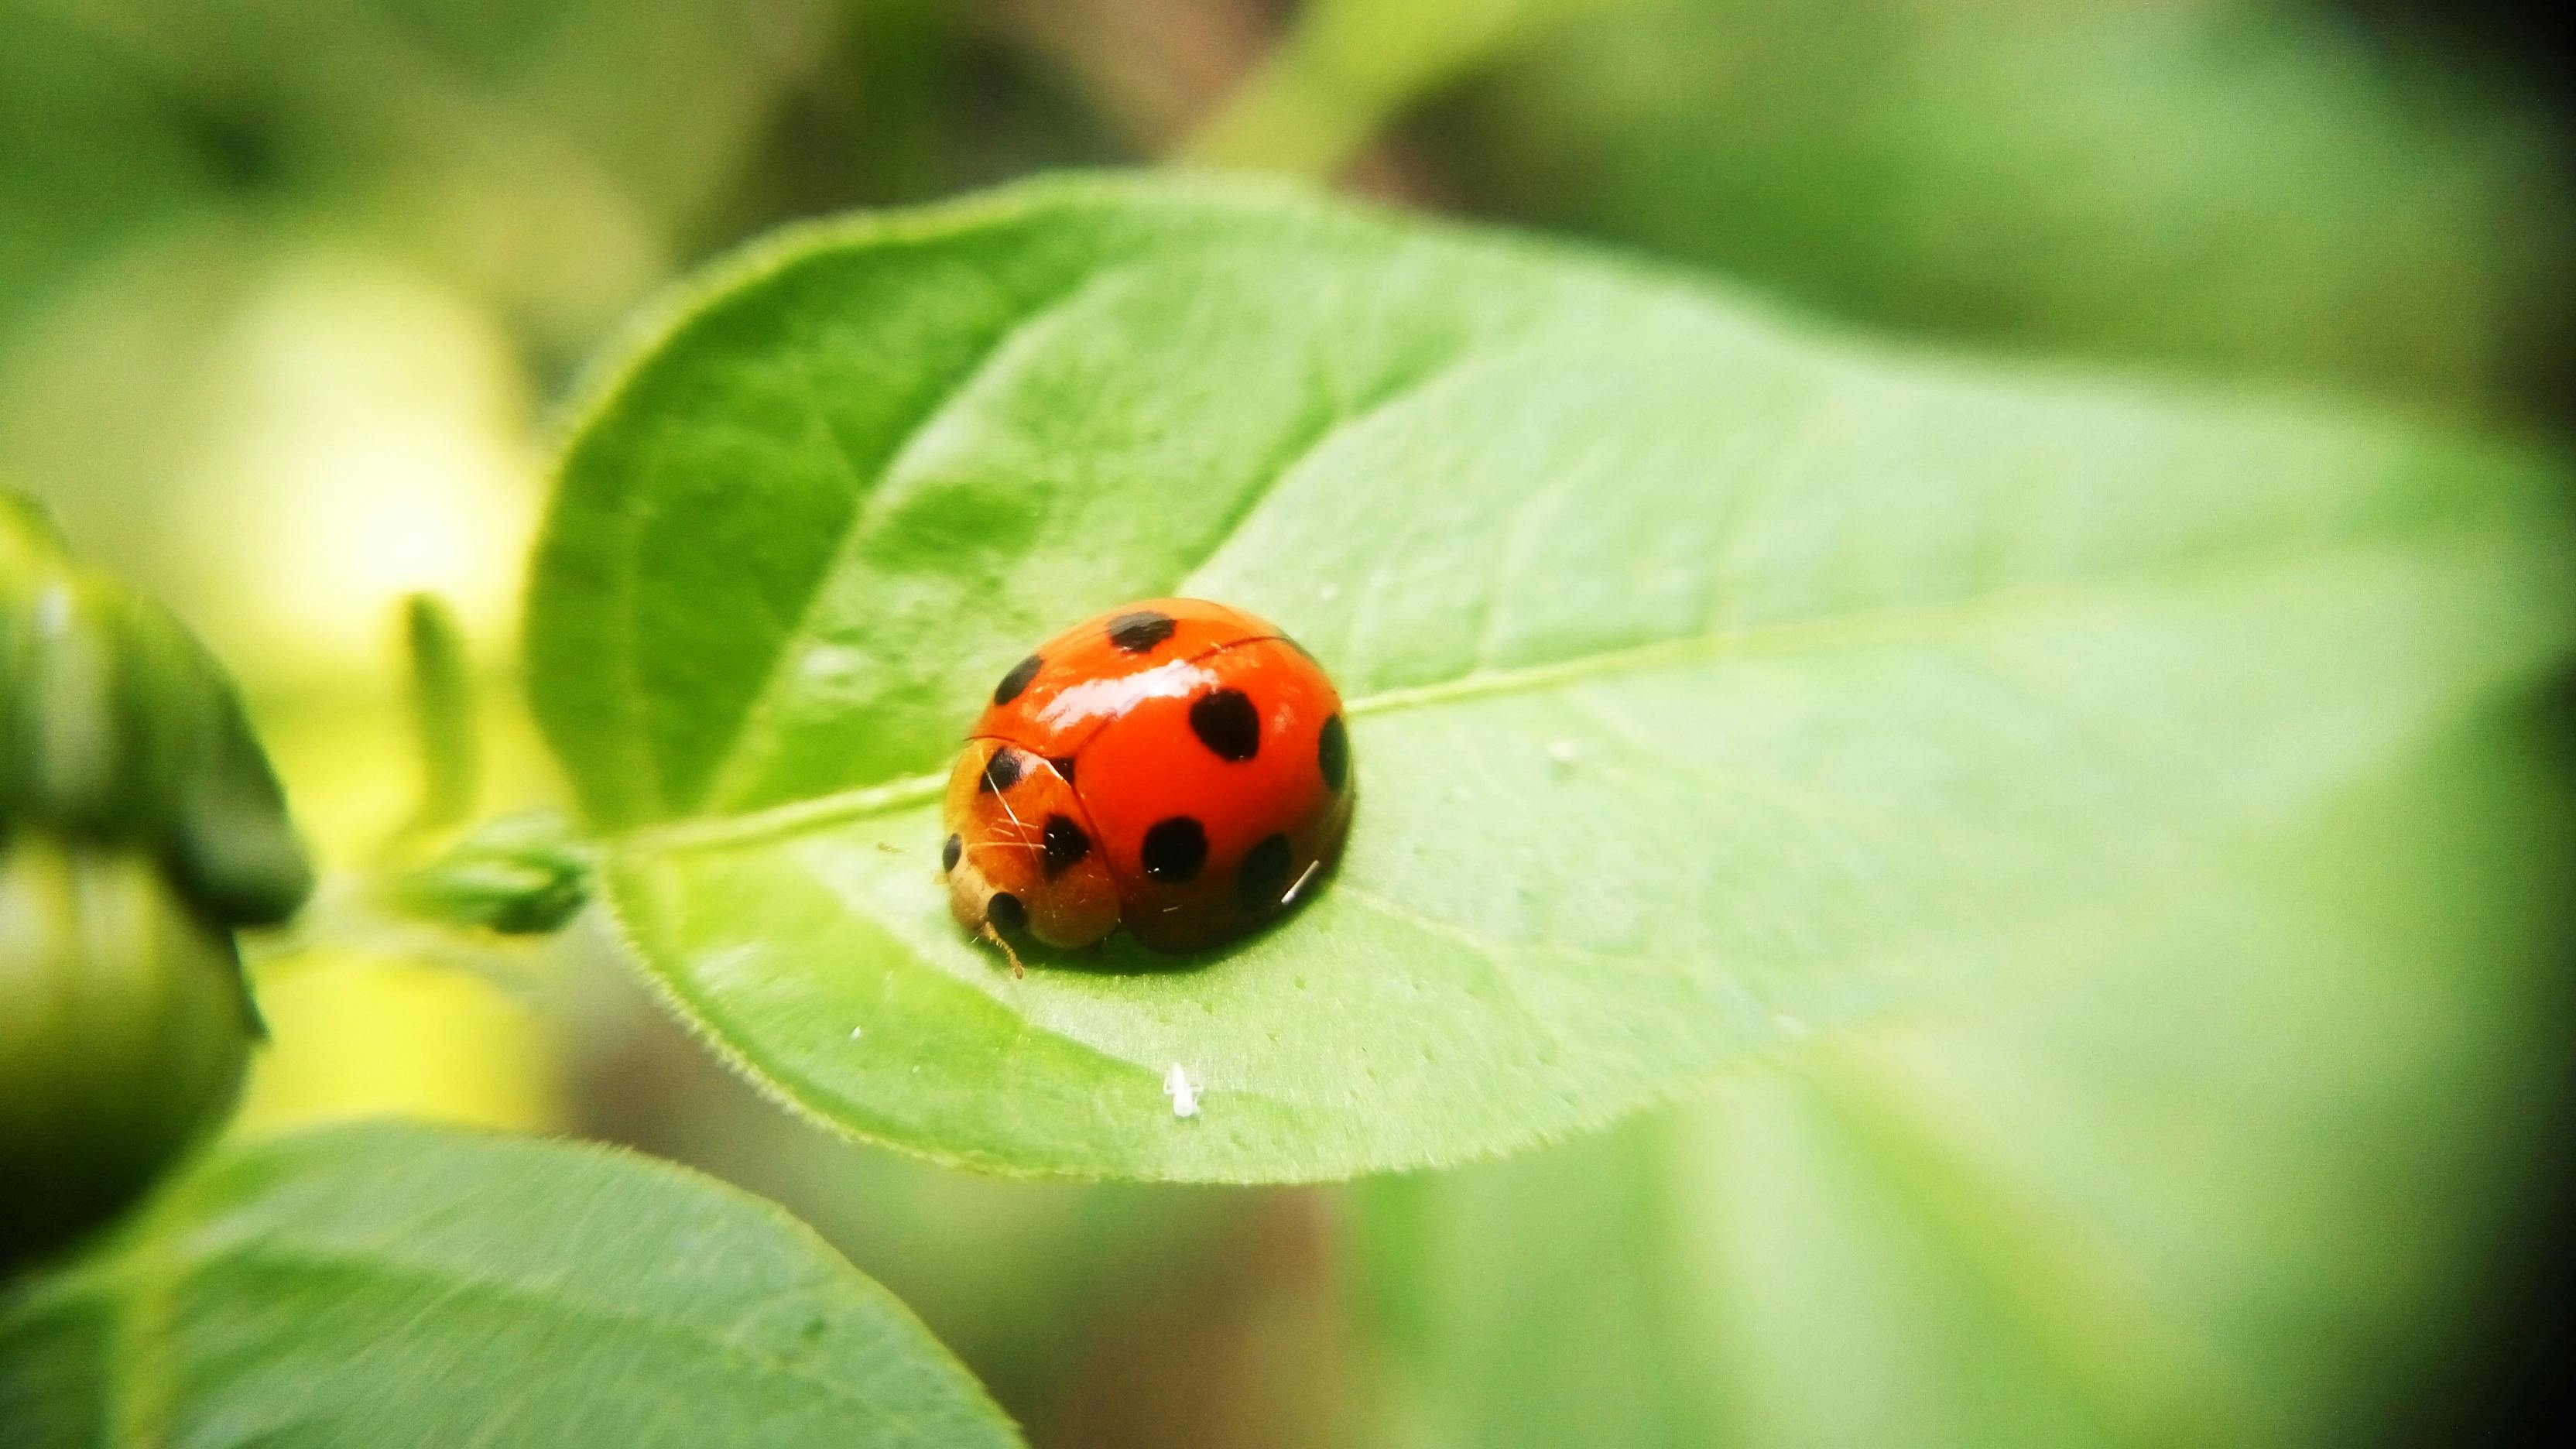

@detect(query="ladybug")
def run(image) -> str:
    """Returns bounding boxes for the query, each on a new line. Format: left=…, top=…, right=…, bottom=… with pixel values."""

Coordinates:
left=942, top=598, right=1353, bottom=959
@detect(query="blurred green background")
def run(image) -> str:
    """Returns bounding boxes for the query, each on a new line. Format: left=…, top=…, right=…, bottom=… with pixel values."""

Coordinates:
left=5, top=1, right=2571, bottom=1444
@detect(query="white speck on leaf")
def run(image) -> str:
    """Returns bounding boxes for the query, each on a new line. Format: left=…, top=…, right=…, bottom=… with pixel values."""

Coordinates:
left=1163, top=1064, right=1201, bottom=1118
left=848, top=1026, right=864, bottom=1041
left=1547, top=739, right=1580, bottom=768
left=798, top=643, right=862, bottom=683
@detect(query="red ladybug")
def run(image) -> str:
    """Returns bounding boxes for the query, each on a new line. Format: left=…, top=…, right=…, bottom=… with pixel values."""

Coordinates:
left=942, top=598, right=1352, bottom=958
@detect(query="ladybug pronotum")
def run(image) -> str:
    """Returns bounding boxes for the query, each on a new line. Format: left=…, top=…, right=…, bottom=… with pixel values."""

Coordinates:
left=942, top=598, right=1353, bottom=958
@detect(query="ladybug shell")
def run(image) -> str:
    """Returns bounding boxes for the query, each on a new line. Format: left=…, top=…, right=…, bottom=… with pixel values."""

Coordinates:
left=943, top=598, right=1353, bottom=954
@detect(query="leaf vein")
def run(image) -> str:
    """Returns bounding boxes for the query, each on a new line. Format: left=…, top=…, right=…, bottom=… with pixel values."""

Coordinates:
left=618, top=488, right=2535, bottom=853
left=700, top=263, right=1133, bottom=814
left=1174, top=341, right=1508, bottom=599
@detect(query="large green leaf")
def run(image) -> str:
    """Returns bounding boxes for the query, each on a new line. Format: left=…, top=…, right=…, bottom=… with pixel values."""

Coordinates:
left=1347, top=701, right=2576, bottom=1448
left=0, top=1121, right=1020, bottom=1447
left=526, top=173, right=2574, bottom=1181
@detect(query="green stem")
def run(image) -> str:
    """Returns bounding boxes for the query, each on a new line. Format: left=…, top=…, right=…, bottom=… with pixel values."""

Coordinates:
left=1178, top=43, right=1396, bottom=180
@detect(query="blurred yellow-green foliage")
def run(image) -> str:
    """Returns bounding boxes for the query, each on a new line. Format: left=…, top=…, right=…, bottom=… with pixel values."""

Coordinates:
left=5, top=1, right=2571, bottom=1444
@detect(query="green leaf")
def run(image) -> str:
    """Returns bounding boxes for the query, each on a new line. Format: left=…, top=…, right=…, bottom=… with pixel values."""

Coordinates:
left=389, top=809, right=593, bottom=934
left=0, top=1121, right=1021, bottom=1448
left=1347, top=701, right=2576, bottom=1447
left=526, top=173, right=2575, bottom=1181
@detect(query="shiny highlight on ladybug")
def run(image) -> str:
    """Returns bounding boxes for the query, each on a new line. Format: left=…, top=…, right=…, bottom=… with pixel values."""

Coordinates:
left=943, top=598, right=1353, bottom=958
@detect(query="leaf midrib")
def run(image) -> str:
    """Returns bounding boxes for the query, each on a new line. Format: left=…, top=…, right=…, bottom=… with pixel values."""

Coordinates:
left=618, top=511, right=2531, bottom=855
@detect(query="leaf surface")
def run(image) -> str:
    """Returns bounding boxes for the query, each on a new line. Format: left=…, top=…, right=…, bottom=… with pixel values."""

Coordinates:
left=527, top=173, right=2574, bottom=1180
left=1345, top=703, right=2576, bottom=1447
left=0, top=1122, right=1020, bottom=1448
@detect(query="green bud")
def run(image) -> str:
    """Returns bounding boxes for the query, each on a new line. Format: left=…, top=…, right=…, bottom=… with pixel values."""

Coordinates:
left=3, top=492, right=311, bottom=1269
left=121, top=602, right=313, bottom=927
left=2, top=495, right=311, bottom=925
left=0, top=566, right=132, bottom=833
left=389, top=810, right=591, bottom=936
left=0, top=834, right=258, bottom=1269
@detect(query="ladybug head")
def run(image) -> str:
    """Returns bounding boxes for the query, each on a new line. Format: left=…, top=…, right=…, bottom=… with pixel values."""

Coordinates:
left=940, top=742, right=1121, bottom=951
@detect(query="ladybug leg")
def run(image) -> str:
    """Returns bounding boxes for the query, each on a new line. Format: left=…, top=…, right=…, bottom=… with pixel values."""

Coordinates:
left=1281, top=858, right=1324, bottom=906
left=977, top=920, right=1026, bottom=978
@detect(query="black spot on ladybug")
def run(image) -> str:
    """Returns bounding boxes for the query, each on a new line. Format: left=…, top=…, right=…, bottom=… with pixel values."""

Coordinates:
left=1238, top=833, right=1293, bottom=911
left=1042, top=815, right=1090, bottom=876
left=942, top=834, right=962, bottom=872
left=1189, top=688, right=1261, bottom=761
left=1049, top=755, right=1077, bottom=784
left=1317, top=714, right=1348, bottom=791
left=1106, top=610, right=1177, bottom=653
left=978, top=745, right=1026, bottom=793
left=986, top=891, right=1026, bottom=931
left=994, top=653, right=1042, bottom=706
left=1141, top=817, right=1208, bottom=882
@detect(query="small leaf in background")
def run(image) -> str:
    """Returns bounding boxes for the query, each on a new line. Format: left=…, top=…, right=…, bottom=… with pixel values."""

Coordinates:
left=524, top=175, right=2575, bottom=1182
left=0, top=1121, right=1023, bottom=1448
left=389, top=809, right=592, bottom=935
